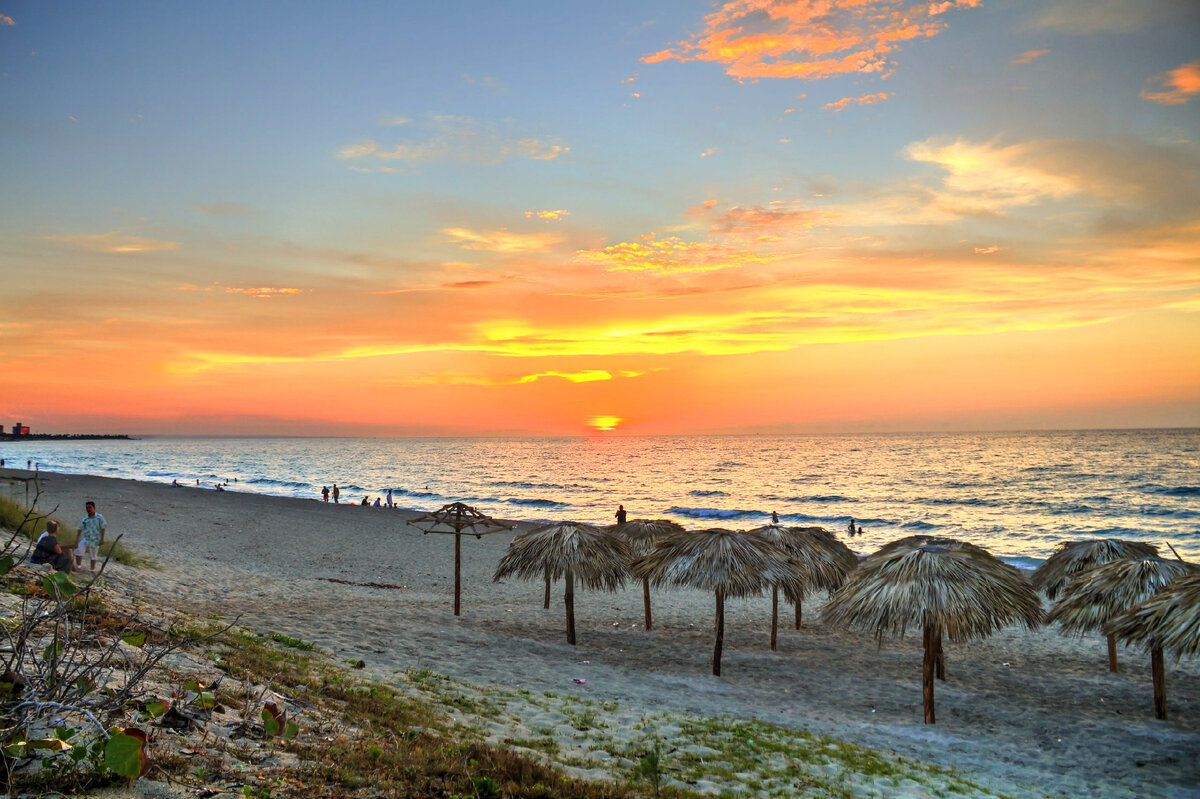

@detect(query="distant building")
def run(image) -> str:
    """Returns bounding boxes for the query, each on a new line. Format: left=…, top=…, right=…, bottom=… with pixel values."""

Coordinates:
left=11, top=423, right=29, bottom=436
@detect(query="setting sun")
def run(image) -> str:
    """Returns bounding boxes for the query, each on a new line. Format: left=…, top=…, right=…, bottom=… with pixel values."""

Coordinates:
left=588, top=415, right=623, bottom=432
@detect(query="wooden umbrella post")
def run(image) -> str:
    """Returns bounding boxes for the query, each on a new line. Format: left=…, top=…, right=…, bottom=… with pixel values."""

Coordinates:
left=713, top=589, right=725, bottom=676
left=453, top=533, right=462, bottom=617
left=935, top=634, right=946, bottom=681
left=795, top=600, right=802, bottom=630
left=564, top=566, right=576, bottom=646
left=1107, top=634, right=1120, bottom=673
left=770, top=586, right=779, bottom=652
left=922, top=624, right=937, bottom=724
left=1152, top=646, right=1167, bottom=720
left=642, top=578, right=653, bottom=631
left=543, top=569, right=551, bottom=609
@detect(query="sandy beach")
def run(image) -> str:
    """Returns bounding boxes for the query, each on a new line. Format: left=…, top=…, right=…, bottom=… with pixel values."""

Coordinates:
left=6, top=468, right=1199, bottom=798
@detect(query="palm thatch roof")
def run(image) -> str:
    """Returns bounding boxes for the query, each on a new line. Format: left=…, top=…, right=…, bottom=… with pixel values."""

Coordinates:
left=493, top=522, right=629, bottom=591
left=1032, top=539, right=1159, bottom=599
left=609, top=519, right=685, bottom=556
left=1105, top=571, right=1200, bottom=657
left=822, top=536, right=1042, bottom=642
left=1047, top=556, right=1196, bottom=636
left=407, top=501, right=513, bottom=537
left=744, top=525, right=854, bottom=596
left=631, top=527, right=804, bottom=598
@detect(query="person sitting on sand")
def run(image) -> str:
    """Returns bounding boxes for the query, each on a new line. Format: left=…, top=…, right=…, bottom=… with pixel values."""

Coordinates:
left=615, top=504, right=627, bottom=525
left=373, top=497, right=381, bottom=507
left=771, top=510, right=779, bottom=524
left=361, top=496, right=369, bottom=506
left=32, top=520, right=73, bottom=573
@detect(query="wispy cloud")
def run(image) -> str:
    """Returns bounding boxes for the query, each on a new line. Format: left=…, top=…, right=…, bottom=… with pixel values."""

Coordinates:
left=905, top=137, right=1081, bottom=205
left=525, top=209, right=571, bottom=221
left=225, top=287, right=305, bottom=298
left=44, top=231, right=181, bottom=254
left=1011, top=49, right=1050, bottom=65
left=822, top=92, right=892, bottom=112
left=462, top=74, right=507, bottom=92
left=1028, top=0, right=1190, bottom=34
left=0, top=14, right=14, bottom=25
left=443, top=227, right=564, bottom=253
left=337, top=115, right=569, bottom=167
left=193, top=201, right=256, bottom=218
left=377, top=115, right=410, bottom=126
left=1141, top=60, right=1200, bottom=105
left=406, top=369, right=617, bottom=386
left=642, top=0, right=980, bottom=82
left=575, top=235, right=769, bottom=273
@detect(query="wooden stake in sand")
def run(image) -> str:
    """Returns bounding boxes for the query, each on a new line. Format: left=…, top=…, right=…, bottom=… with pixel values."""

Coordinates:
left=408, top=502, right=512, bottom=616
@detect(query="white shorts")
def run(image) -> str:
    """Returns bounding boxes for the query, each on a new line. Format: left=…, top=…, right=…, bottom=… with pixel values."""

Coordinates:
left=77, top=541, right=99, bottom=562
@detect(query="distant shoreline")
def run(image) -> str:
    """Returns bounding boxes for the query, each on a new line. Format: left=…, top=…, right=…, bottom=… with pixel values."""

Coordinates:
left=0, top=434, right=135, bottom=442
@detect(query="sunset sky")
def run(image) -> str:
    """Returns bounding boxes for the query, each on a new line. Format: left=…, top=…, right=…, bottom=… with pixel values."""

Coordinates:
left=2, top=1, right=1199, bottom=436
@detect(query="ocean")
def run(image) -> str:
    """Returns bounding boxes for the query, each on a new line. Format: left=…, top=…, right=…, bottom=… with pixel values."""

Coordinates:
left=3, top=430, right=1198, bottom=564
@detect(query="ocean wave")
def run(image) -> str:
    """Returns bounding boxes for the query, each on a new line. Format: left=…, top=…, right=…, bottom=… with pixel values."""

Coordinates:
left=688, top=490, right=729, bottom=497
left=490, top=480, right=566, bottom=490
left=667, top=506, right=761, bottom=521
left=1142, top=484, right=1200, bottom=497
left=1000, top=556, right=1044, bottom=571
left=765, top=494, right=853, bottom=503
left=505, top=498, right=570, bottom=508
left=899, top=520, right=940, bottom=531
left=246, top=477, right=312, bottom=489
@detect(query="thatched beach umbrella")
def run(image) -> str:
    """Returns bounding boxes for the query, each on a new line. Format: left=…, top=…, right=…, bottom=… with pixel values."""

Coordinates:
left=1033, top=538, right=1159, bottom=672
left=822, top=536, right=1042, bottom=724
left=493, top=522, right=629, bottom=645
left=745, top=525, right=853, bottom=651
left=408, top=502, right=513, bottom=616
left=1047, top=555, right=1196, bottom=719
left=1106, top=570, right=1200, bottom=720
left=632, top=527, right=806, bottom=676
left=609, top=519, right=684, bottom=631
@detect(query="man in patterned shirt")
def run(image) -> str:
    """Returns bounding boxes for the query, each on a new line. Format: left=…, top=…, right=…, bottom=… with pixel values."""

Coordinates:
left=76, top=500, right=107, bottom=572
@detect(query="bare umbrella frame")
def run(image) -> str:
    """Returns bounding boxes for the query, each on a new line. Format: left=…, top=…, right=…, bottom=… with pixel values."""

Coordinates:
left=493, top=521, right=630, bottom=645
left=821, top=536, right=1042, bottom=724
left=745, top=525, right=853, bottom=651
left=632, top=527, right=808, bottom=676
left=1106, top=570, right=1200, bottom=719
left=1047, top=555, right=1196, bottom=719
left=407, top=502, right=513, bottom=616
left=1032, top=538, right=1159, bottom=672
left=608, top=518, right=684, bottom=631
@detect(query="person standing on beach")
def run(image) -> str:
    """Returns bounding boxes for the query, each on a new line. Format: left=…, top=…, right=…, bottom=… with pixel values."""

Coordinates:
left=332, top=484, right=340, bottom=504
left=386, top=489, right=393, bottom=508
left=771, top=510, right=779, bottom=524
left=77, top=501, right=106, bottom=572
left=321, top=486, right=330, bottom=502
left=615, top=504, right=627, bottom=525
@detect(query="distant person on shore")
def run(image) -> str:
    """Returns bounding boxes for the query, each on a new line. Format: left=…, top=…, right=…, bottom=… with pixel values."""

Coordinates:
left=332, top=484, right=340, bottom=504
left=27, top=460, right=31, bottom=469
left=373, top=497, right=381, bottom=507
left=31, top=520, right=73, bottom=573
left=846, top=519, right=856, bottom=537
left=77, top=501, right=106, bottom=572
left=771, top=510, right=779, bottom=524
left=615, top=504, right=627, bottom=525
left=172, top=479, right=179, bottom=487
left=361, top=496, right=369, bottom=506
left=321, top=486, right=330, bottom=502
left=386, top=489, right=393, bottom=508
left=216, top=483, right=224, bottom=492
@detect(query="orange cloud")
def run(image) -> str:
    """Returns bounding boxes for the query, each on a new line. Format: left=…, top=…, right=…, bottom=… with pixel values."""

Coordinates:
left=404, top=369, right=616, bottom=386
left=575, top=235, right=769, bottom=273
left=1011, top=49, right=1050, bottom=65
left=974, top=246, right=999, bottom=255
left=225, top=287, right=305, bottom=298
left=443, top=227, right=564, bottom=253
left=905, top=137, right=1081, bottom=205
left=822, top=92, right=893, bottom=112
left=1141, top=60, right=1200, bottom=105
left=43, top=232, right=181, bottom=254
left=707, top=203, right=833, bottom=237
left=0, top=14, right=14, bottom=25
left=337, top=115, right=569, bottom=166
left=642, top=0, right=980, bottom=81
left=524, top=209, right=571, bottom=221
